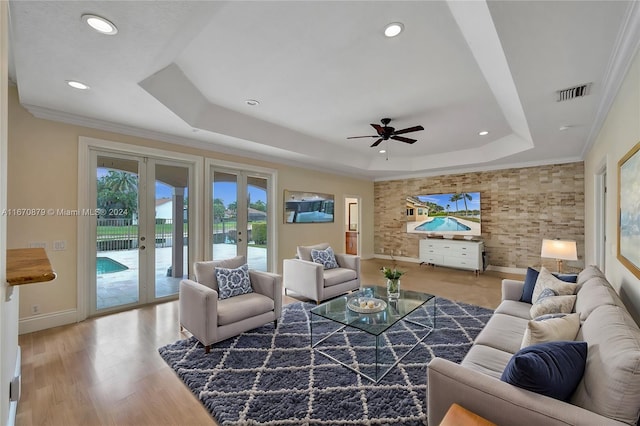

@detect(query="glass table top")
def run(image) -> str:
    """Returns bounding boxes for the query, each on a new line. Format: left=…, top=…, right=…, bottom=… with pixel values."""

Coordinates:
left=310, top=286, right=434, bottom=336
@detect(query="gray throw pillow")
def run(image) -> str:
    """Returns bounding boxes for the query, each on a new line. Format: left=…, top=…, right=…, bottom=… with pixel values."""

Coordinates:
left=215, top=263, right=252, bottom=299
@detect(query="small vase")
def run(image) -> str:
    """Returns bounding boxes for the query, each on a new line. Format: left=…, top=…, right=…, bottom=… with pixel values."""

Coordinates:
left=386, top=278, right=400, bottom=298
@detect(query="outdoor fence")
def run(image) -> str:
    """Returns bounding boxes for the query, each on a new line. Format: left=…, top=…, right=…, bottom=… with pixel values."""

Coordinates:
left=97, top=218, right=187, bottom=252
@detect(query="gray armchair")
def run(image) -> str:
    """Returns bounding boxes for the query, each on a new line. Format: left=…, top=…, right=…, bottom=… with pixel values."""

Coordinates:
left=179, top=255, right=282, bottom=353
left=283, top=243, right=360, bottom=303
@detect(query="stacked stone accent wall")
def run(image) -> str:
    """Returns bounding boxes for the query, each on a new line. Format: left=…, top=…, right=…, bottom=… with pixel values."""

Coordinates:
left=374, top=162, right=585, bottom=272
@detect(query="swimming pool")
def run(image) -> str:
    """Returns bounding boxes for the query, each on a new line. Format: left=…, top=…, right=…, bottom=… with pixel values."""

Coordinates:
left=414, top=217, right=471, bottom=232
left=96, top=257, right=129, bottom=274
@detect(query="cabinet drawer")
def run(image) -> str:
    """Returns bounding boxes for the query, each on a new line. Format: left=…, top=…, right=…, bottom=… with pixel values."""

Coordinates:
left=424, top=255, right=444, bottom=264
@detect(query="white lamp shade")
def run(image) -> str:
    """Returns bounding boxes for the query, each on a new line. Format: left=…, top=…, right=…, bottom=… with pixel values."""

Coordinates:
left=541, top=239, right=578, bottom=261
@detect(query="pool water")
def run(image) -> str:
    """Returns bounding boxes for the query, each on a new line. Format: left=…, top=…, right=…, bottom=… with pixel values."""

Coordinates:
left=414, top=217, right=471, bottom=232
left=96, top=257, right=129, bottom=274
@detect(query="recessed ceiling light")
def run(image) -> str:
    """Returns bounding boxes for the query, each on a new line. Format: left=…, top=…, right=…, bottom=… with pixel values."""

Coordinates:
left=478, top=130, right=489, bottom=136
left=379, top=149, right=386, bottom=154
left=66, top=80, right=90, bottom=90
left=559, top=125, right=572, bottom=131
left=245, top=99, right=260, bottom=106
left=384, top=22, right=404, bottom=38
left=82, top=14, right=118, bottom=35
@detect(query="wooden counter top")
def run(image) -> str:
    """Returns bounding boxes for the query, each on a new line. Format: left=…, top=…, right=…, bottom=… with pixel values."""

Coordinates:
left=6, top=248, right=56, bottom=285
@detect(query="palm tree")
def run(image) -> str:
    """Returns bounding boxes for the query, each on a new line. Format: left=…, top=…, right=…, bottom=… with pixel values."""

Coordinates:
left=449, top=193, right=462, bottom=213
left=460, top=192, right=473, bottom=216
left=104, top=170, right=137, bottom=193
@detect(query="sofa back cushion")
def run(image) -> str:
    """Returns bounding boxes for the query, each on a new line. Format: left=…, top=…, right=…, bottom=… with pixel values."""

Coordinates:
left=297, top=243, right=330, bottom=262
left=571, top=304, right=640, bottom=424
left=576, top=265, right=606, bottom=288
left=574, top=278, right=622, bottom=321
left=194, top=255, right=247, bottom=291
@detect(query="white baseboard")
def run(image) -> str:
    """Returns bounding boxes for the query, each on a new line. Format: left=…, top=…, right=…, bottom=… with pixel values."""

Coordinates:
left=486, top=265, right=527, bottom=275
left=373, top=254, right=422, bottom=264
left=18, top=309, right=78, bottom=334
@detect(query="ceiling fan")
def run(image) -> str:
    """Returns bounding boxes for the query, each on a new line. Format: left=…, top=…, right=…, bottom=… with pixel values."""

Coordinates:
left=347, top=118, right=424, bottom=147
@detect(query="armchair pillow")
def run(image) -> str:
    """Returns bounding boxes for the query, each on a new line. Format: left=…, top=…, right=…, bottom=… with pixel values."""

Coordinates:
left=215, top=263, right=253, bottom=299
left=310, top=246, right=339, bottom=269
left=501, top=341, right=588, bottom=401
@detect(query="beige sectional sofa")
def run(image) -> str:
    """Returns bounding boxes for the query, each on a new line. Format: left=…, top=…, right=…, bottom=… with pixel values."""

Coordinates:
left=427, top=266, right=640, bottom=425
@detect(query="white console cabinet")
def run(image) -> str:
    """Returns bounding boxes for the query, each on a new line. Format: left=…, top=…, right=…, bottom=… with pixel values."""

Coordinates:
left=419, top=238, right=484, bottom=273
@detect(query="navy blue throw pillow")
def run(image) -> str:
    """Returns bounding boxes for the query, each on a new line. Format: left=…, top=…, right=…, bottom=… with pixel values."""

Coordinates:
left=520, top=268, right=578, bottom=303
left=500, top=341, right=587, bottom=401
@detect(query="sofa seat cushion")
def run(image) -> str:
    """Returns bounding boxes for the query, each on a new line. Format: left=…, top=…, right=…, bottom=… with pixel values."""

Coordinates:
left=571, top=305, right=640, bottom=425
left=474, top=313, right=530, bottom=354
left=217, top=292, right=275, bottom=326
left=323, top=267, right=357, bottom=287
left=495, top=300, right=534, bottom=320
left=461, top=344, right=514, bottom=379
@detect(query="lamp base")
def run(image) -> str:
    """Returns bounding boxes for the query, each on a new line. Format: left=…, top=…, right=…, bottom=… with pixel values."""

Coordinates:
left=556, top=259, right=563, bottom=274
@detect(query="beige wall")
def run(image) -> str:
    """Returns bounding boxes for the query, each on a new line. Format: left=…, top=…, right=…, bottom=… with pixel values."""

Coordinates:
left=7, top=86, right=373, bottom=331
left=585, top=47, right=640, bottom=324
left=1, top=2, right=20, bottom=423
left=374, top=162, right=585, bottom=273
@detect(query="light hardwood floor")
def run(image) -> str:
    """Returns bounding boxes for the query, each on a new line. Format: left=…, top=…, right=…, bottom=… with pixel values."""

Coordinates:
left=16, top=259, right=522, bottom=426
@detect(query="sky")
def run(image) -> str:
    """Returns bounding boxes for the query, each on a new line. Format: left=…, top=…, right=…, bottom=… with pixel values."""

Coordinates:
left=416, top=192, right=480, bottom=212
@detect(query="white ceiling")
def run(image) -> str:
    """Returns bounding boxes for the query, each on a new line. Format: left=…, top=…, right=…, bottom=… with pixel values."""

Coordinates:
left=8, top=1, right=640, bottom=180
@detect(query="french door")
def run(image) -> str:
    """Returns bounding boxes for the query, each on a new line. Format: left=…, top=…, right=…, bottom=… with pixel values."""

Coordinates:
left=208, top=161, right=275, bottom=271
left=88, top=149, right=195, bottom=315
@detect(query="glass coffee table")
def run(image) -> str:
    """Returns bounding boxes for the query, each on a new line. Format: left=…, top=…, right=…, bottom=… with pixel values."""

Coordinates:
left=310, top=286, right=435, bottom=383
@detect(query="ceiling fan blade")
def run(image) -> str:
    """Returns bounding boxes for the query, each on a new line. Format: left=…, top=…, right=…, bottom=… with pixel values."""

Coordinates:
left=370, top=138, right=383, bottom=147
left=391, top=135, right=416, bottom=144
left=347, top=135, right=378, bottom=139
left=393, top=125, right=424, bottom=135
left=370, top=124, right=385, bottom=136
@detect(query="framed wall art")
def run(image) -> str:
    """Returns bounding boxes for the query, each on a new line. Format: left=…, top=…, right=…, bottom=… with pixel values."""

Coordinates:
left=284, top=190, right=334, bottom=223
left=618, top=141, right=640, bottom=279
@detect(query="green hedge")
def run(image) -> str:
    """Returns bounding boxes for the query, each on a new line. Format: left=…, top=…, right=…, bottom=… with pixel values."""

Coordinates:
left=252, top=222, right=267, bottom=245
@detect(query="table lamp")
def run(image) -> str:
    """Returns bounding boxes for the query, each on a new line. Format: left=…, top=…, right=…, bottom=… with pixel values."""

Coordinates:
left=541, top=239, right=578, bottom=273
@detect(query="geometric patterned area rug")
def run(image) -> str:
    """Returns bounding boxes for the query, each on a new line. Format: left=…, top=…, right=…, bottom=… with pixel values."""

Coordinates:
left=158, top=298, right=493, bottom=426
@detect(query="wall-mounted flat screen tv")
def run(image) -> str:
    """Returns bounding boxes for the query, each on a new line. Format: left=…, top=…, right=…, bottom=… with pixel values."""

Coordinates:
left=406, top=192, right=481, bottom=237
left=284, top=190, right=334, bottom=223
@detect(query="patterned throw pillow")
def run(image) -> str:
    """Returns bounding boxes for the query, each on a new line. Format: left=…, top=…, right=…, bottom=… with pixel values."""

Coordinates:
left=531, top=267, right=578, bottom=303
left=310, top=246, right=339, bottom=269
left=530, top=295, right=576, bottom=319
left=215, top=264, right=252, bottom=300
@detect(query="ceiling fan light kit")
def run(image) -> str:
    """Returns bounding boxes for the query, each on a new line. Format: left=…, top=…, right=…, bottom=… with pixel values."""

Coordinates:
left=347, top=117, right=424, bottom=147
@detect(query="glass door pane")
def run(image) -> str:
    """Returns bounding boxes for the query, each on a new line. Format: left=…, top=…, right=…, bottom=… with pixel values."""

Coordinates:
left=247, top=176, right=268, bottom=271
left=95, top=155, right=142, bottom=311
left=212, top=171, right=238, bottom=260
left=154, top=163, right=190, bottom=299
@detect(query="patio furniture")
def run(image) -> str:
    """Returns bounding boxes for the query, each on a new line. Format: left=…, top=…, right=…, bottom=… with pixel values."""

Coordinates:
left=283, top=242, right=360, bottom=303
left=179, top=255, right=282, bottom=353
